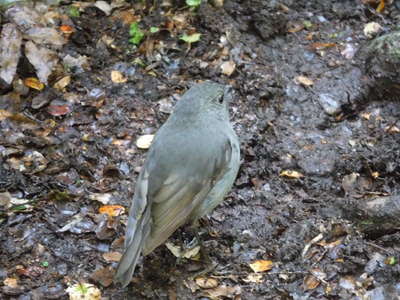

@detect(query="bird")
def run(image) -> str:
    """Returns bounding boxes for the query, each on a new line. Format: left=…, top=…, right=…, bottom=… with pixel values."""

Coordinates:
left=114, top=81, right=240, bottom=287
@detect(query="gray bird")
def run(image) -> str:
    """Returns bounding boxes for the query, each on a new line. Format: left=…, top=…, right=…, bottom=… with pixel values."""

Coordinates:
left=114, top=81, right=240, bottom=287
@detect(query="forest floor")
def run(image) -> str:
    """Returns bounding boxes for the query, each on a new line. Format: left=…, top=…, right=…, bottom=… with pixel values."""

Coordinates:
left=1, top=0, right=400, bottom=299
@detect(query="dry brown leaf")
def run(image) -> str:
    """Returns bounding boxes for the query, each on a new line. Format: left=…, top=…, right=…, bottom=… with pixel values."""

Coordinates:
left=248, top=260, right=273, bottom=273
left=111, top=70, right=127, bottom=83
left=371, top=171, right=379, bottom=178
left=317, top=238, right=343, bottom=248
left=0, top=109, right=12, bottom=121
left=195, top=277, right=219, bottom=289
left=203, top=284, right=241, bottom=299
left=24, top=77, right=45, bottom=91
left=304, top=275, right=320, bottom=290
left=361, top=112, right=371, bottom=120
left=102, top=251, right=122, bottom=262
left=295, top=75, right=314, bottom=86
left=376, top=0, right=385, bottom=12
left=53, top=76, right=71, bottom=90
left=220, top=61, right=236, bottom=76
left=98, top=205, right=125, bottom=217
left=310, top=42, right=336, bottom=50
left=280, top=170, right=304, bottom=179
left=3, top=278, right=18, bottom=288
left=287, top=23, right=304, bottom=33
left=47, top=103, right=71, bottom=116
left=385, top=125, right=400, bottom=133
left=90, top=267, right=114, bottom=287
left=113, top=9, right=140, bottom=25
left=60, top=25, right=74, bottom=34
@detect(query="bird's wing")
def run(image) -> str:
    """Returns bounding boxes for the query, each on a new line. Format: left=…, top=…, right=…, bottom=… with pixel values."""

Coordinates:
left=189, top=134, right=240, bottom=220
left=142, top=137, right=232, bottom=255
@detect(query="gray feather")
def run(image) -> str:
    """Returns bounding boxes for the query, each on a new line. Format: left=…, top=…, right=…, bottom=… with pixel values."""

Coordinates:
left=114, top=81, right=240, bottom=286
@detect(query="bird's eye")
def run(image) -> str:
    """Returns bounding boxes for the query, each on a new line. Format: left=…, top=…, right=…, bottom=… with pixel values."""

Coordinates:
left=218, top=95, right=224, bottom=104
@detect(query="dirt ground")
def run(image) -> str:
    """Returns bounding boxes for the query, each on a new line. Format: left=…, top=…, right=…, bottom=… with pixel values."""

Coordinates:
left=1, top=0, right=400, bottom=299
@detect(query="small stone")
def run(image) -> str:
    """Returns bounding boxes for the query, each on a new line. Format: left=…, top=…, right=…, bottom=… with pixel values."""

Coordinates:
left=318, top=93, right=341, bottom=115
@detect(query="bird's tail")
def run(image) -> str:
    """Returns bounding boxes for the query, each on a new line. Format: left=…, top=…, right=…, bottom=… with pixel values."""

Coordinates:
left=114, top=204, right=151, bottom=287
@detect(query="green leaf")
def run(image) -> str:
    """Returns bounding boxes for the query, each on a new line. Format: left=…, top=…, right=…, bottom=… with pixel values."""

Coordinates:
left=186, top=0, right=201, bottom=7
left=180, top=33, right=201, bottom=44
left=41, top=261, right=49, bottom=267
left=68, top=6, right=80, bottom=17
left=303, top=20, right=312, bottom=29
left=11, top=205, right=27, bottom=211
left=75, top=283, right=89, bottom=294
left=133, top=57, right=146, bottom=67
left=129, top=23, right=145, bottom=45
left=150, top=27, right=159, bottom=33
left=385, top=256, right=398, bottom=265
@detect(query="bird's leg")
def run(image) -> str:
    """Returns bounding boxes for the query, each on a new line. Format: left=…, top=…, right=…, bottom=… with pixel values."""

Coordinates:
left=184, top=218, right=218, bottom=279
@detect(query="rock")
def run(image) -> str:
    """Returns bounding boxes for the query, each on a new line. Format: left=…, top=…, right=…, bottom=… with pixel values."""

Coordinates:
left=318, top=93, right=341, bottom=115
left=297, top=149, right=337, bottom=176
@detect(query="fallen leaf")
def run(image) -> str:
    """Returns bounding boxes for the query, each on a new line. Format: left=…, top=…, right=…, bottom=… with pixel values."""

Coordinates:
left=66, top=283, right=101, bottom=300
left=203, top=284, right=241, bottom=299
left=102, top=251, right=122, bottom=262
left=98, top=205, right=125, bottom=217
left=310, top=42, right=336, bottom=50
left=361, top=112, right=371, bottom=120
left=111, top=70, right=127, bottom=83
left=248, top=260, right=273, bottom=273
left=180, top=33, right=201, bottom=44
left=304, top=275, right=320, bottom=290
left=16, top=265, right=45, bottom=278
left=287, top=22, right=304, bottom=33
left=89, top=193, right=112, bottom=204
left=165, top=242, right=182, bottom=258
left=60, top=25, right=74, bottom=34
left=53, top=76, right=71, bottom=90
left=3, top=277, right=18, bottom=288
left=384, top=256, right=397, bottom=265
left=90, top=267, right=114, bottom=287
left=385, top=125, right=400, bottom=133
left=24, top=77, right=45, bottom=91
left=295, top=75, right=314, bottom=86
left=376, top=0, right=384, bottom=12
left=242, top=273, right=263, bottom=283
left=195, top=277, right=219, bottom=289
left=363, top=22, right=382, bottom=38
left=136, top=134, right=154, bottom=149
left=48, top=102, right=71, bottom=116
left=0, top=109, right=12, bottom=121
left=371, top=171, right=379, bottom=179
left=94, top=0, right=112, bottom=15
left=165, top=242, right=201, bottom=260
left=220, top=61, right=236, bottom=76
left=280, top=170, right=304, bottom=179
left=317, top=238, right=343, bottom=248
